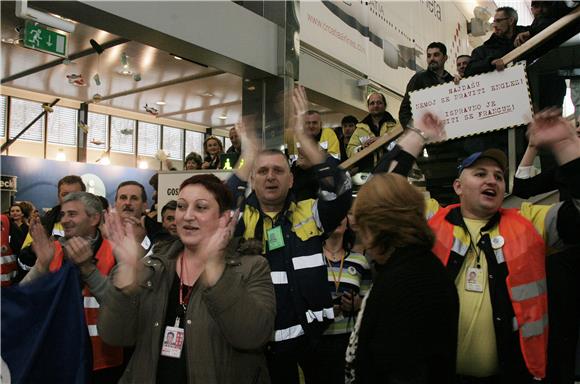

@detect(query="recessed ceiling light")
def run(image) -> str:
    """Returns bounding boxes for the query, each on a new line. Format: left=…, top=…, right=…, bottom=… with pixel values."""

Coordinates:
left=218, top=114, right=227, bottom=120
left=155, top=101, right=166, bottom=106
left=173, top=55, right=183, bottom=60
left=201, top=92, right=214, bottom=97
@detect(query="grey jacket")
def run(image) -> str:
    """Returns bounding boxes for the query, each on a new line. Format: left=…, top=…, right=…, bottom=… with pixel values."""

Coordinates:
left=97, top=238, right=275, bottom=384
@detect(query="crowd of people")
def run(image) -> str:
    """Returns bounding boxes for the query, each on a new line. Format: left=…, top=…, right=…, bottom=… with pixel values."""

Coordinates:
left=1, top=3, right=580, bottom=384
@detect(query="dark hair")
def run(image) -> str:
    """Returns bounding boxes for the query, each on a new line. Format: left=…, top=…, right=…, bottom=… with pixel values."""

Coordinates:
left=58, top=175, right=86, bottom=192
left=115, top=181, right=147, bottom=202
left=161, top=200, right=177, bottom=216
left=306, top=110, right=321, bottom=117
left=427, top=42, right=447, bottom=56
left=179, top=174, right=232, bottom=214
left=10, top=202, right=29, bottom=218
left=185, top=151, right=203, bottom=165
left=203, top=136, right=224, bottom=156
left=354, top=173, right=434, bottom=253
left=341, top=115, right=358, bottom=126
left=457, top=54, right=471, bottom=61
left=148, top=173, right=159, bottom=190
left=97, top=196, right=109, bottom=211
left=366, top=92, right=386, bottom=106
left=496, top=6, right=518, bottom=24
left=342, top=217, right=356, bottom=251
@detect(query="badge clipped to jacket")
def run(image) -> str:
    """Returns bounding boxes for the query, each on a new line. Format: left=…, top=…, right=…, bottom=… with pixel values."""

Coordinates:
left=267, top=226, right=285, bottom=251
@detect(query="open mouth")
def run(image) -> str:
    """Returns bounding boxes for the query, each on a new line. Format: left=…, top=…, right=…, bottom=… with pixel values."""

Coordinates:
left=481, top=189, right=497, bottom=197
left=182, top=225, right=199, bottom=231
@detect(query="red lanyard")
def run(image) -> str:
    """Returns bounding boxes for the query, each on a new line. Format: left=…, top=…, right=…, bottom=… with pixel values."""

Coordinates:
left=179, top=255, right=194, bottom=309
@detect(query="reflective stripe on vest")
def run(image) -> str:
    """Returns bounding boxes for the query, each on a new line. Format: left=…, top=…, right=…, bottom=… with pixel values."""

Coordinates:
left=274, top=324, right=305, bottom=342
left=1, top=254, right=17, bottom=287
left=428, top=204, right=548, bottom=379
left=50, top=239, right=123, bottom=371
left=305, top=307, right=334, bottom=323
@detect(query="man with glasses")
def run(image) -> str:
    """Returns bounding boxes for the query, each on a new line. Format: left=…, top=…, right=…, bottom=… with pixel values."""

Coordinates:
left=465, top=7, right=527, bottom=76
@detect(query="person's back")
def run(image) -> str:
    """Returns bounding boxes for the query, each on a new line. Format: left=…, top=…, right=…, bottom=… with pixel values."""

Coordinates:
left=355, top=248, right=458, bottom=383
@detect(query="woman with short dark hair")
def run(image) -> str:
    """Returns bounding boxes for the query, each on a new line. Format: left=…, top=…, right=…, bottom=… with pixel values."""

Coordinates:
left=99, top=174, right=275, bottom=383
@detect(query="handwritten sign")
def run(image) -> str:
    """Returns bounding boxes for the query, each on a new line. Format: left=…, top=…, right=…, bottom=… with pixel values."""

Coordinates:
left=410, top=64, right=533, bottom=141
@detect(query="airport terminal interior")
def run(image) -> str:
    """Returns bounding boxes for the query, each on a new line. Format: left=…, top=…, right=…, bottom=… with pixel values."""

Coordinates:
left=1, top=1, right=579, bottom=383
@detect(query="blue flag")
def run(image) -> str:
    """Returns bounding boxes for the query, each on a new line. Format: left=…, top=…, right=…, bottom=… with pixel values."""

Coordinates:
left=1, top=261, right=92, bottom=383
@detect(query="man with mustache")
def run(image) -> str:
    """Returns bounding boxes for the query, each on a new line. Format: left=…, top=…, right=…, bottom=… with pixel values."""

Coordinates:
left=114, top=181, right=164, bottom=249
left=398, top=42, right=453, bottom=130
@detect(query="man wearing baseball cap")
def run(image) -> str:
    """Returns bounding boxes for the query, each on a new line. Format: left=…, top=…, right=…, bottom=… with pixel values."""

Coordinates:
left=371, top=109, right=580, bottom=383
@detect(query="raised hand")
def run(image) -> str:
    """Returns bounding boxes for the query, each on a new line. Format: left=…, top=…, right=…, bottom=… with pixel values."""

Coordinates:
left=416, top=111, right=447, bottom=143
left=104, top=209, right=144, bottom=291
left=528, top=108, right=580, bottom=165
left=199, top=209, right=238, bottom=287
left=291, top=86, right=325, bottom=165
left=30, top=216, right=55, bottom=273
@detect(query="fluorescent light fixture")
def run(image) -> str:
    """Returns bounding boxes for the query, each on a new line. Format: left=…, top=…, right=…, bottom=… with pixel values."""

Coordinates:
left=155, top=101, right=166, bottom=106
left=201, top=92, right=214, bottom=97
left=173, top=55, right=183, bottom=60
left=218, top=114, right=227, bottom=120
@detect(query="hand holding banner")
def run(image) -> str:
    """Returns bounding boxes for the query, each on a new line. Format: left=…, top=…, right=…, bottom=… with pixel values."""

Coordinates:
left=410, top=64, right=533, bottom=141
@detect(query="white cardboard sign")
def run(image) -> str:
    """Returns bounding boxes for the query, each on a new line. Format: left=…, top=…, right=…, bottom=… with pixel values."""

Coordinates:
left=410, top=64, right=533, bottom=141
left=157, top=170, right=232, bottom=222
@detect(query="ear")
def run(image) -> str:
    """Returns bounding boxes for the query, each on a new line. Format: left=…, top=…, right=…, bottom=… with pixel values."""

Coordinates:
left=90, top=212, right=102, bottom=228
left=218, top=210, right=232, bottom=228
left=288, top=172, right=294, bottom=189
left=453, top=178, right=462, bottom=196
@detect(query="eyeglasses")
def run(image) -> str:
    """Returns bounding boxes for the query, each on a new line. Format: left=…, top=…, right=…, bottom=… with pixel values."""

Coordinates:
left=492, top=17, right=510, bottom=24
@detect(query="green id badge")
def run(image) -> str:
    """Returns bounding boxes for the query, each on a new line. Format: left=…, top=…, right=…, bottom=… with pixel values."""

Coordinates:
left=267, top=226, right=285, bottom=251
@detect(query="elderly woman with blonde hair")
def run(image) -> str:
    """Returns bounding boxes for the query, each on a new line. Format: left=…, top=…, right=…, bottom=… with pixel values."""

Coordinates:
left=345, top=173, right=459, bottom=384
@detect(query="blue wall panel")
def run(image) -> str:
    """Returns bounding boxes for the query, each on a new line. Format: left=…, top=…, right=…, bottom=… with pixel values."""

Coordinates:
left=1, top=155, right=156, bottom=211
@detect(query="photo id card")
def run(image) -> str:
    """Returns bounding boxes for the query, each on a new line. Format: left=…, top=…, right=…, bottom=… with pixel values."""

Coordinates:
left=160, top=326, right=185, bottom=358
left=465, top=267, right=484, bottom=293
left=267, top=226, right=285, bottom=251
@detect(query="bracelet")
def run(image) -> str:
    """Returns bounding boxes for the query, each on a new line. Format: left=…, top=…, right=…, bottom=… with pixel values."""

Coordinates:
left=406, top=125, right=428, bottom=142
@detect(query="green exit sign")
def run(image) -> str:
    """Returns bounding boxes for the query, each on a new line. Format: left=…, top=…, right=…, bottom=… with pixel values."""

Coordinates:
left=23, top=20, right=68, bottom=57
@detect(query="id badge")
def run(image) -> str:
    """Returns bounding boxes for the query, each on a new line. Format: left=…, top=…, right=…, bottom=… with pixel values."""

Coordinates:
left=160, top=326, right=185, bottom=358
left=267, top=226, right=285, bottom=251
left=465, top=267, right=484, bottom=293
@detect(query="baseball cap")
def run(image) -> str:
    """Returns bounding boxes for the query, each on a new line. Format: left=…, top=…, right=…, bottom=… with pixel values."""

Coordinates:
left=458, top=148, right=507, bottom=176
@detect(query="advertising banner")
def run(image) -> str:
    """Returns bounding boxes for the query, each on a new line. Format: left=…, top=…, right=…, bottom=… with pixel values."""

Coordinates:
left=300, top=1, right=470, bottom=94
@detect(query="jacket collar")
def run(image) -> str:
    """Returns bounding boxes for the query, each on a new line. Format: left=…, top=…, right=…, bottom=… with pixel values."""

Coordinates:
left=445, top=204, right=502, bottom=232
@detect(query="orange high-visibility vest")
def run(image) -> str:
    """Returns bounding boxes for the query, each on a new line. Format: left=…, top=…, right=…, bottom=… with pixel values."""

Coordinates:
left=50, top=239, right=123, bottom=371
left=428, top=204, right=548, bottom=379
left=0, top=215, right=17, bottom=287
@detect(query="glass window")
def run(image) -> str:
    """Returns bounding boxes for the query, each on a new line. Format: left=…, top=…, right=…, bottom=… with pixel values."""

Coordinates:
left=47, top=105, right=78, bottom=146
left=110, top=116, right=135, bottom=153
left=0, top=95, right=6, bottom=138
left=138, top=121, right=160, bottom=157
left=87, top=112, right=108, bottom=149
left=9, top=98, right=44, bottom=142
left=185, top=130, right=204, bottom=157
left=163, top=126, right=184, bottom=160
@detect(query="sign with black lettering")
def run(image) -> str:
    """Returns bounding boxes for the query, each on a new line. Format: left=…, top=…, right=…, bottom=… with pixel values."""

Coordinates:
left=157, top=170, right=231, bottom=222
left=0, top=175, right=17, bottom=192
left=410, top=63, right=533, bottom=141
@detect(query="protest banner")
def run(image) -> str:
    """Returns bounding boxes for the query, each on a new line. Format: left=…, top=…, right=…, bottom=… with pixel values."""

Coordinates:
left=410, top=63, right=533, bottom=141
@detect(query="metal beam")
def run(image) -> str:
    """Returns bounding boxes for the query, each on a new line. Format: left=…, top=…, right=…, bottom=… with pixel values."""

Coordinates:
left=1, top=38, right=129, bottom=84
left=91, top=70, right=225, bottom=103
left=157, top=100, right=240, bottom=118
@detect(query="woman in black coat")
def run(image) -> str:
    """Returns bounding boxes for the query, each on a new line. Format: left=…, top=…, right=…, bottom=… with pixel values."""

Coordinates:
left=346, top=173, right=459, bottom=384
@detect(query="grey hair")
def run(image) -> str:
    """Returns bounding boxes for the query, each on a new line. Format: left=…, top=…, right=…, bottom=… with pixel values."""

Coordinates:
left=62, top=191, right=104, bottom=216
